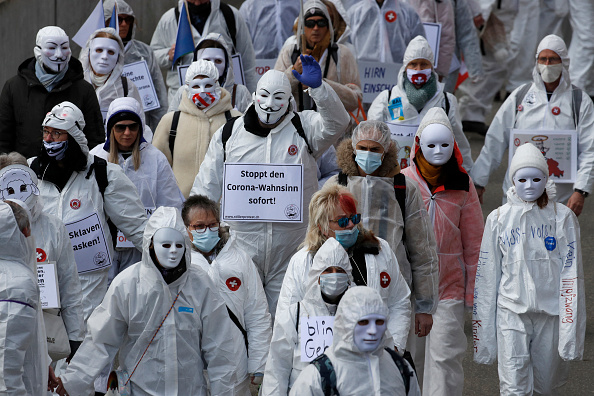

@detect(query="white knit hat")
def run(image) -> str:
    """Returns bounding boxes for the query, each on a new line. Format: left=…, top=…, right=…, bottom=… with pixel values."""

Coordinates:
left=509, top=143, right=549, bottom=183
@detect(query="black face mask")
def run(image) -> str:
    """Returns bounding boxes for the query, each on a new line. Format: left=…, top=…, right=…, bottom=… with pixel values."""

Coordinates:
left=187, top=2, right=211, bottom=17
left=149, top=245, right=187, bottom=284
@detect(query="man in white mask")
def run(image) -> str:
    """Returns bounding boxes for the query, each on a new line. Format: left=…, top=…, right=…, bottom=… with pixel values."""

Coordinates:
left=191, top=55, right=350, bottom=318
left=471, top=34, right=594, bottom=216
left=0, top=26, right=104, bottom=158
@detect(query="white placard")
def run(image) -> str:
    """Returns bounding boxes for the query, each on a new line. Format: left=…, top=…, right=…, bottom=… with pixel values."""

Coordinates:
left=423, top=22, right=442, bottom=69
left=255, top=59, right=277, bottom=82
left=387, top=123, right=418, bottom=170
left=178, top=64, right=190, bottom=87
left=38, top=262, right=60, bottom=309
left=222, top=163, right=304, bottom=222
left=122, top=60, right=160, bottom=111
left=64, top=212, right=112, bottom=274
left=358, top=61, right=402, bottom=103
left=509, top=130, right=578, bottom=183
left=300, top=315, right=335, bottom=362
left=116, top=207, right=155, bottom=248
left=232, top=53, right=246, bottom=86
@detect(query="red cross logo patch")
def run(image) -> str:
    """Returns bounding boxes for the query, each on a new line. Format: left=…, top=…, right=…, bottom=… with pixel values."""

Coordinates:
left=36, top=248, right=47, bottom=263
left=288, top=144, right=298, bottom=156
left=70, top=199, right=81, bottom=210
left=517, top=104, right=523, bottom=112
left=380, top=272, right=391, bottom=288
left=385, top=11, right=397, bottom=23
left=552, top=106, right=561, bottom=116
left=226, top=277, right=241, bottom=291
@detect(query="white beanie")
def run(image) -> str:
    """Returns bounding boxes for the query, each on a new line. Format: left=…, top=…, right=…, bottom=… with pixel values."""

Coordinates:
left=185, top=59, right=220, bottom=85
left=509, top=143, right=549, bottom=183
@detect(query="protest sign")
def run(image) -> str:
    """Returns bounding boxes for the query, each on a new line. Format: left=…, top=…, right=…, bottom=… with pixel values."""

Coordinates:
left=38, top=262, right=60, bottom=309
left=300, top=316, right=335, bottom=362
left=64, top=212, right=112, bottom=273
left=387, top=122, right=418, bottom=169
left=358, top=61, right=402, bottom=103
left=122, top=60, right=160, bottom=111
left=423, top=22, right=442, bottom=68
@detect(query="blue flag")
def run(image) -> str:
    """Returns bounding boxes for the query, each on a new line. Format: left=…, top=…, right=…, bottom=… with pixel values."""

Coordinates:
left=172, top=1, right=195, bottom=69
left=108, top=3, right=118, bottom=30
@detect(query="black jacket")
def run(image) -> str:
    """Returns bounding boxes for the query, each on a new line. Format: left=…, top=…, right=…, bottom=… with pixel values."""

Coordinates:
left=0, top=57, right=104, bottom=158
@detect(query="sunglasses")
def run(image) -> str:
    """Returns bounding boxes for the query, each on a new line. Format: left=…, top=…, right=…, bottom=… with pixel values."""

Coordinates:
left=331, top=214, right=361, bottom=228
left=118, top=15, right=134, bottom=25
left=304, top=19, right=328, bottom=28
left=113, top=122, right=140, bottom=133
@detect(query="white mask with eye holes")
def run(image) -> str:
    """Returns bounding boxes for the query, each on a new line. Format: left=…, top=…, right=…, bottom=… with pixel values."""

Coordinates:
left=153, top=228, right=186, bottom=269
left=513, top=167, right=547, bottom=202
left=90, top=37, right=120, bottom=76
left=187, top=76, right=221, bottom=109
left=419, top=123, right=455, bottom=166
left=353, top=314, right=387, bottom=353
left=253, top=70, right=291, bottom=125
left=36, top=36, right=71, bottom=73
left=196, top=48, right=226, bottom=82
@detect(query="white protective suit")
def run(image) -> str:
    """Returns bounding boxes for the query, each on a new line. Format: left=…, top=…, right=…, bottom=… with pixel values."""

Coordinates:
left=470, top=35, right=594, bottom=203
left=239, top=0, right=300, bottom=59
left=568, top=0, right=594, bottom=96
left=30, top=102, right=147, bottom=324
left=190, top=229, right=271, bottom=381
left=289, top=287, right=421, bottom=396
left=79, top=28, right=143, bottom=128
left=277, top=233, right=412, bottom=350
left=167, top=33, right=252, bottom=113
left=473, top=185, right=586, bottom=394
left=103, top=0, right=169, bottom=130
left=262, top=238, right=352, bottom=394
left=190, top=77, right=350, bottom=316
left=150, top=0, right=257, bottom=104
left=90, top=97, right=184, bottom=279
left=368, top=36, right=474, bottom=171
left=346, top=0, right=426, bottom=63
left=0, top=202, right=48, bottom=396
left=60, top=206, right=244, bottom=395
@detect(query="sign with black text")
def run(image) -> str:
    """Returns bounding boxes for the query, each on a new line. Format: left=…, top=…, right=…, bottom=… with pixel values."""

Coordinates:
left=122, top=60, right=160, bottom=111
left=300, top=316, right=335, bottom=362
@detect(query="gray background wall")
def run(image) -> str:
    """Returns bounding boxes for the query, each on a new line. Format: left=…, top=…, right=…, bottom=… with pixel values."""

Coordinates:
left=0, top=0, right=244, bottom=88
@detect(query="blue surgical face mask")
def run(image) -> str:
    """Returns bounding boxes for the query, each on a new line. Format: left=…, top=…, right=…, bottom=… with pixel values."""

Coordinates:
left=333, top=227, right=359, bottom=249
left=355, top=150, right=383, bottom=175
left=44, top=140, right=68, bottom=160
left=191, top=228, right=220, bottom=253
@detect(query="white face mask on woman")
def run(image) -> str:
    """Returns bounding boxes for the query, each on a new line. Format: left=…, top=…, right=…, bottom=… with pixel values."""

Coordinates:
left=319, top=272, right=350, bottom=299
left=513, top=167, right=547, bottom=202
left=89, top=37, right=120, bottom=76
left=153, top=227, right=185, bottom=269
left=187, top=76, right=220, bottom=109
left=353, top=314, right=387, bottom=353
left=419, top=123, right=454, bottom=166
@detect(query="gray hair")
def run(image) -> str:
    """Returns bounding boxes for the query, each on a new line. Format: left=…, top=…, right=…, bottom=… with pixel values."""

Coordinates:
left=0, top=152, right=28, bottom=170
left=181, top=195, right=220, bottom=226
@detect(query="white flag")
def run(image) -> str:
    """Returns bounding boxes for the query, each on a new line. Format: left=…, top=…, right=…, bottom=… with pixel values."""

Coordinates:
left=73, top=0, right=105, bottom=47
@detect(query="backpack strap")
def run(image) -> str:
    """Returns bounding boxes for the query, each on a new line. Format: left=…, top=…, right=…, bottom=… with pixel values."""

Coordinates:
left=224, top=110, right=232, bottom=122
left=290, top=113, right=313, bottom=155
left=219, top=2, right=237, bottom=49
left=226, top=306, right=248, bottom=356
left=295, top=302, right=300, bottom=333
left=571, top=84, right=582, bottom=128
left=121, top=75, right=128, bottom=97
left=174, top=6, right=179, bottom=24
left=169, top=111, right=181, bottom=158
left=514, top=83, right=532, bottom=120
left=337, top=171, right=348, bottom=186
left=86, top=155, right=109, bottom=197
left=443, top=92, right=450, bottom=115
left=393, top=173, right=407, bottom=241
left=291, top=47, right=301, bottom=66
left=311, top=354, right=339, bottom=396
left=232, top=84, right=237, bottom=108
left=384, top=348, right=414, bottom=395
left=222, top=116, right=240, bottom=161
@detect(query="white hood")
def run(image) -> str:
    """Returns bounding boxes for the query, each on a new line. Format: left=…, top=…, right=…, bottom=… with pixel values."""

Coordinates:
left=532, top=34, right=571, bottom=92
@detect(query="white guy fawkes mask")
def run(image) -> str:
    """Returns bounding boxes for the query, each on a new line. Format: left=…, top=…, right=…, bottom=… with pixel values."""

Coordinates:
left=90, top=37, right=120, bottom=76
left=187, top=76, right=221, bottom=109
left=513, top=167, right=547, bottom=202
left=253, top=70, right=291, bottom=125
left=196, top=48, right=226, bottom=81
left=419, top=123, right=455, bottom=166
left=353, top=314, right=387, bottom=353
left=36, top=35, right=71, bottom=72
left=153, top=227, right=185, bottom=269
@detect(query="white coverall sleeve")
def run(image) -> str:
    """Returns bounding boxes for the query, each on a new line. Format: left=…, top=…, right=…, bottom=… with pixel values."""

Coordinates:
left=317, top=146, right=340, bottom=189
left=447, top=93, right=474, bottom=171
left=190, top=127, right=226, bottom=200
left=155, top=154, right=185, bottom=210
left=382, top=245, right=412, bottom=350
left=103, top=165, right=148, bottom=251
left=261, top=303, right=299, bottom=395
left=275, top=251, right=309, bottom=319
left=367, top=88, right=392, bottom=122
left=574, top=95, right=594, bottom=193
left=150, top=9, right=176, bottom=70
left=147, top=53, right=169, bottom=127
left=244, top=259, right=273, bottom=374
left=472, top=210, right=502, bottom=364
left=287, top=365, right=324, bottom=396
left=231, top=6, right=258, bottom=92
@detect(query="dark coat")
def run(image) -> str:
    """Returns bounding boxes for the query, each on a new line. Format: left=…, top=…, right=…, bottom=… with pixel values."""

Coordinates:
left=0, top=57, right=104, bottom=158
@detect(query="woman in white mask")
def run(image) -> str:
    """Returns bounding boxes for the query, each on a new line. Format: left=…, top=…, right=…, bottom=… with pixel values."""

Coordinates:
left=262, top=237, right=353, bottom=394
left=80, top=27, right=143, bottom=128
left=473, top=143, right=585, bottom=395
left=153, top=59, right=242, bottom=197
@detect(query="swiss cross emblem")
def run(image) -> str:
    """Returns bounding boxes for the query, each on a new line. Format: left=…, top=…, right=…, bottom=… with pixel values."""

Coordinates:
left=36, top=248, right=47, bottom=263
left=514, top=138, right=521, bottom=147
left=70, top=199, right=81, bottom=210
left=288, top=144, right=298, bottom=156
left=226, top=277, right=241, bottom=291
left=517, top=104, right=523, bottom=112
left=380, top=272, right=391, bottom=288
left=385, top=11, right=397, bottom=23
left=552, top=106, right=561, bottom=116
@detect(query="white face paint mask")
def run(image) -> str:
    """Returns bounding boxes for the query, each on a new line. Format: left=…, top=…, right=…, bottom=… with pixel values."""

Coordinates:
left=538, top=63, right=563, bottom=84
left=89, top=37, right=120, bottom=76
left=406, top=68, right=432, bottom=86
left=254, top=71, right=291, bottom=125
left=196, top=48, right=226, bottom=81
left=187, top=76, right=220, bottom=109
left=513, top=167, right=547, bottom=202
left=153, top=228, right=185, bottom=269
left=36, top=36, right=71, bottom=72
left=353, top=314, right=387, bottom=353
left=419, top=123, right=454, bottom=166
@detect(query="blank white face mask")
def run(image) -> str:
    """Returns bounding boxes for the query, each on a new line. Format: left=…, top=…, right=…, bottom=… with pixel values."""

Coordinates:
left=196, top=48, right=226, bottom=81
left=513, top=167, right=547, bottom=202
left=419, top=123, right=454, bottom=166
left=538, top=63, right=563, bottom=83
left=153, top=228, right=185, bottom=269
left=37, top=36, right=71, bottom=72
left=353, top=314, right=387, bottom=353
left=90, top=37, right=120, bottom=76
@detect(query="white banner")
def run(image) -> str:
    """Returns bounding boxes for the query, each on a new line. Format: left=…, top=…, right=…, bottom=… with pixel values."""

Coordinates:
left=65, top=212, right=112, bottom=274
left=222, top=163, right=304, bottom=222
left=300, top=315, right=335, bottom=362
left=122, top=60, right=160, bottom=111
left=423, top=22, right=442, bottom=69
left=358, top=61, right=402, bottom=103
left=232, top=53, right=246, bottom=86
left=387, top=123, right=418, bottom=169
left=116, top=207, right=155, bottom=248
left=509, top=130, right=578, bottom=183
left=38, top=262, right=60, bottom=309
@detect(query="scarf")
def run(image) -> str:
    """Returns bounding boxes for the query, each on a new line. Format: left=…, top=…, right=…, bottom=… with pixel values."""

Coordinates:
left=90, top=72, right=110, bottom=88
left=35, top=61, right=68, bottom=92
left=415, top=150, right=444, bottom=192
left=404, top=74, right=438, bottom=112
left=303, top=30, right=332, bottom=62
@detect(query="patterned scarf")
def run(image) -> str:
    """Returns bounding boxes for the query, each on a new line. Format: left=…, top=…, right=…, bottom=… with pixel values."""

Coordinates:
left=404, top=74, right=438, bottom=112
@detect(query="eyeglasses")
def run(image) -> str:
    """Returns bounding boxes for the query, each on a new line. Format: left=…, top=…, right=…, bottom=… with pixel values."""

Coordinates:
left=304, top=19, right=328, bottom=28
left=113, top=123, right=140, bottom=133
left=330, top=214, right=361, bottom=228
left=188, top=222, right=219, bottom=233
left=118, top=15, right=134, bottom=25
left=41, top=128, right=67, bottom=139
left=537, top=56, right=562, bottom=65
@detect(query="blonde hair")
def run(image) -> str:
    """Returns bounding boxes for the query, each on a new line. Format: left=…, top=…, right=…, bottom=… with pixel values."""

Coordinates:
left=108, top=129, right=141, bottom=170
